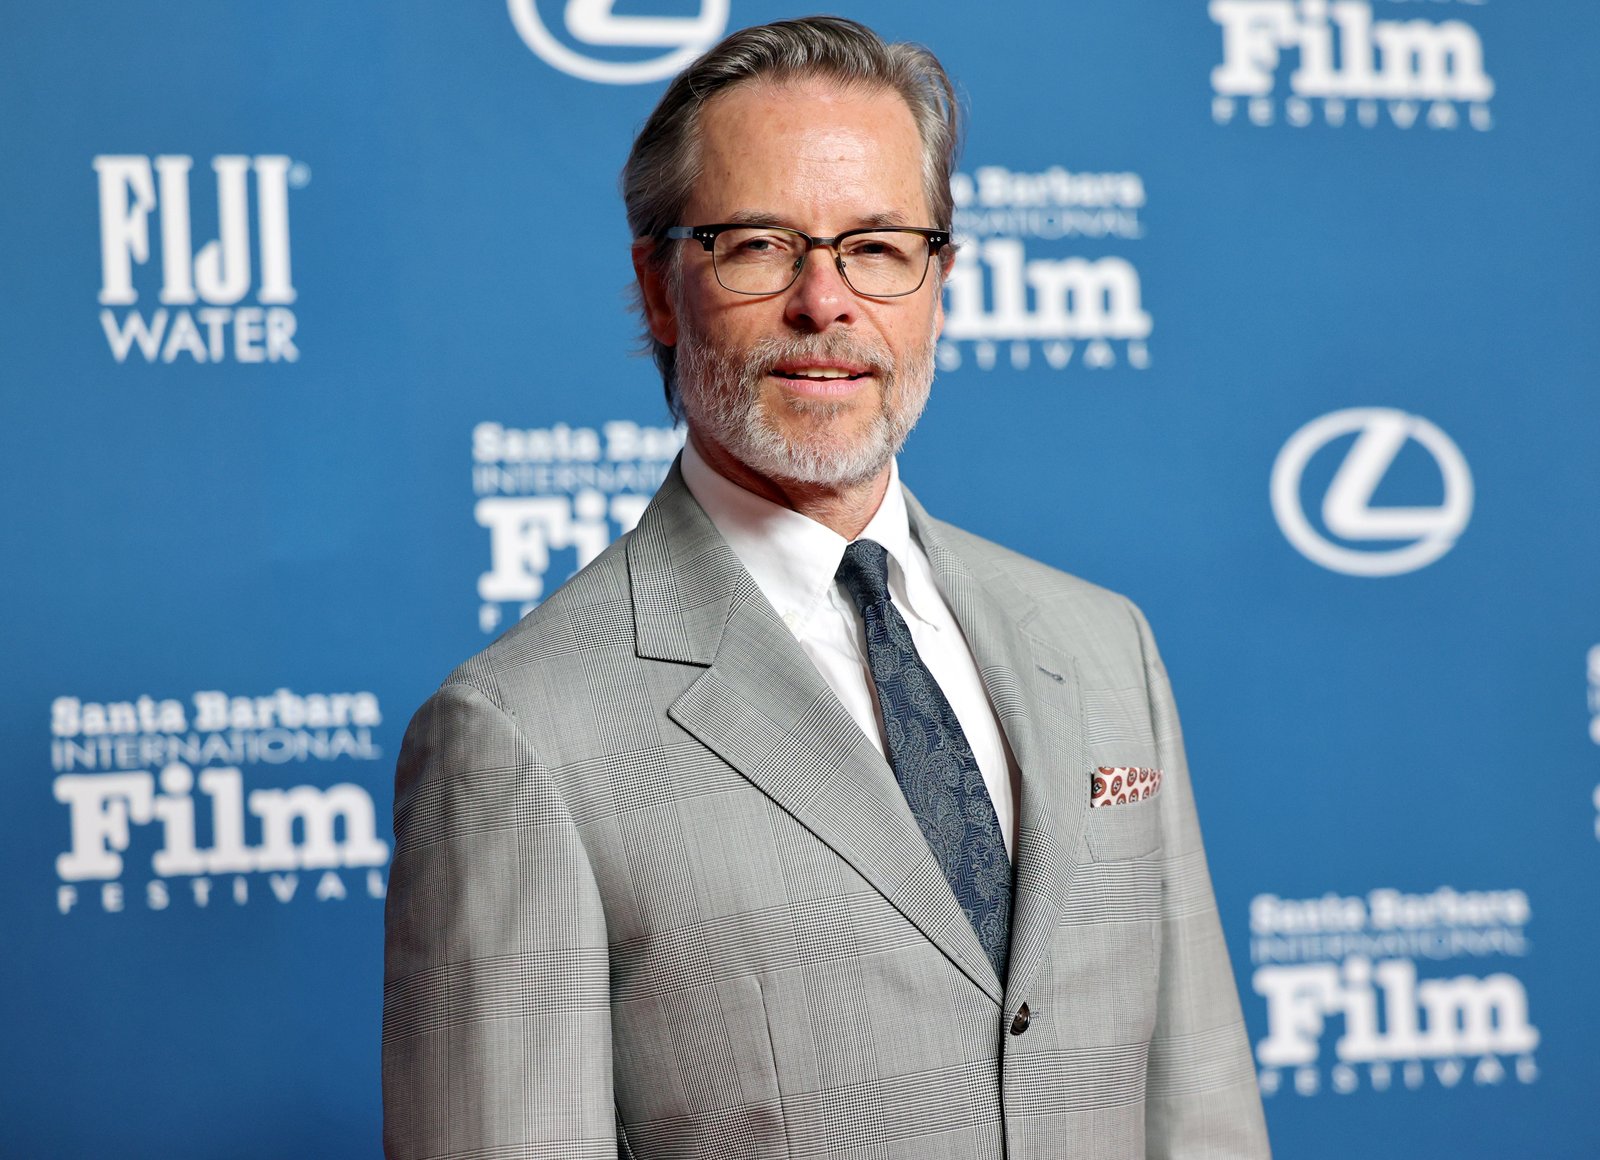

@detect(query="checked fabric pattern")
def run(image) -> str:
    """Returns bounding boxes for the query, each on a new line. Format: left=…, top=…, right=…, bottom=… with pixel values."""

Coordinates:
left=836, top=538, right=1014, bottom=981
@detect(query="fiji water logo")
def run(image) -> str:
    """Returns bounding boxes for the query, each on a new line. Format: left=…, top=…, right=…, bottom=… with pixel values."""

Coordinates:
left=474, top=419, right=684, bottom=633
left=95, top=154, right=306, bottom=364
left=939, top=165, right=1151, bottom=374
left=1250, top=887, right=1538, bottom=1096
left=1211, top=0, right=1494, bottom=130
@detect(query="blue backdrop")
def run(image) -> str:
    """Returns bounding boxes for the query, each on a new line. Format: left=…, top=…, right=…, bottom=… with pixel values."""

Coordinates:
left=5, top=2, right=1597, bottom=1156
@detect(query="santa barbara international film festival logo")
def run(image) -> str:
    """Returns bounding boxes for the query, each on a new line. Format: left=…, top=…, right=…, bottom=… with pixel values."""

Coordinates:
left=1249, top=885, right=1539, bottom=1097
left=1271, top=407, right=1473, bottom=577
left=474, top=419, right=685, bottom=633
left=95, top=154, right=306, bottom=364
left=938, top=166, right=1151, bottom=375
left=51, top=688, right=389, bottom=917
left=507, top=0, right=730, bottom=84
left=1210, top=0, right=1494, bottom=131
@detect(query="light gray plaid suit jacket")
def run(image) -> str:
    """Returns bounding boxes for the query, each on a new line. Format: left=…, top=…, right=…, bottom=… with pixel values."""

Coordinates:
left=383, top=463, right=1270, bottom=1159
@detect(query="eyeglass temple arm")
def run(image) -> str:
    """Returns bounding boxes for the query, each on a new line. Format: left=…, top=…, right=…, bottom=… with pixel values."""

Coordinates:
left=662, top=226, right=716, bottom=251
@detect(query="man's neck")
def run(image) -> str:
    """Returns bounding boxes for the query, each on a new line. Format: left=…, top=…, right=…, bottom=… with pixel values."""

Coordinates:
left=688, top=430, right=890, bottom=541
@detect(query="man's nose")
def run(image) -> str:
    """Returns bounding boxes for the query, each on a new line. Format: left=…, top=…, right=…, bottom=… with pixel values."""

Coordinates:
left=782, top=246, right=855, bottom=331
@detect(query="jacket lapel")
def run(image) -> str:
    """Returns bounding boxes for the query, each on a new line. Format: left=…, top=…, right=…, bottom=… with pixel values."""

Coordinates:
left=629, top=466, right=1003, bottom=1003
left=907, top=493, right=1091, bottom=1009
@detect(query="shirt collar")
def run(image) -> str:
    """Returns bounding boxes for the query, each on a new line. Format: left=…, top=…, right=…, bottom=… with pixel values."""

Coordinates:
left=679, top=439, right=936, bottom=635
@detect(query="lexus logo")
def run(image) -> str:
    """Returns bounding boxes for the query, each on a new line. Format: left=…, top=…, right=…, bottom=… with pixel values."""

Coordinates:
left=507, top=0, right=730, bottom=84
left=1270, top=408, right=1474, bottom=577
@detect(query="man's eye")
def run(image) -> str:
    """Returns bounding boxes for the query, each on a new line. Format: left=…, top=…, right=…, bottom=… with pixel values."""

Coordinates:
left=729, top=233, right=794, bottom=256
left=845, top=237, right=912, bottom=261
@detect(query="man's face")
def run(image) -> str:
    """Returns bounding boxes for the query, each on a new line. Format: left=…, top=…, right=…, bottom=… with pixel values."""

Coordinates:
left=640, top=79, right=948, bottom=491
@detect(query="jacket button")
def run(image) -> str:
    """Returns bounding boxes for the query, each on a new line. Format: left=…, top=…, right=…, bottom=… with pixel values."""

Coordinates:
left=1010, top=1003, right=1031, bottom=1035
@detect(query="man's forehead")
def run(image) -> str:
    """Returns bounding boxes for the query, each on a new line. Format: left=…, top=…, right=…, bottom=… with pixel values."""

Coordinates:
left=687, top=78, right=927, bottom=219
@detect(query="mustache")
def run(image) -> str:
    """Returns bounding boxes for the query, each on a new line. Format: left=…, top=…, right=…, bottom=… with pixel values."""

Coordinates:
left=742, top=333, right=896, bottom=380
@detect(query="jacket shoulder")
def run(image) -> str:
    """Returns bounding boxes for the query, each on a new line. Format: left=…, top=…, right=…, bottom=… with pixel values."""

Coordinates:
left=441, top=532, right=638, bottom=712
left=924, top=514, right=1141, bottom=622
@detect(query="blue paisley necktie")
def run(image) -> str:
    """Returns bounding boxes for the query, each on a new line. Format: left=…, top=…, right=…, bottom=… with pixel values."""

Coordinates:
left=835, top=538, right=1013, bottom=982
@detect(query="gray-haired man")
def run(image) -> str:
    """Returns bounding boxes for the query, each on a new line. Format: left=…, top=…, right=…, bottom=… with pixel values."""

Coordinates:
left=384, top=16, right=1270, bottom=1159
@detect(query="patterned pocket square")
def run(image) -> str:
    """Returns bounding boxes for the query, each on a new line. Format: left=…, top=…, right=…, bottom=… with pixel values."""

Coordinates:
left=1091, top=766, right=1163, bottom=808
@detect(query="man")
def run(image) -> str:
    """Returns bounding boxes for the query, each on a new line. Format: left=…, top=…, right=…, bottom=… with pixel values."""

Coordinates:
left=384, top=16, right=1269, bottom=1159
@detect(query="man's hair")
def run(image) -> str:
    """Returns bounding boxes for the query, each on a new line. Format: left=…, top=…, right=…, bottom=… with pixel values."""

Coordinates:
left=621, top=15, right=962, bottom=418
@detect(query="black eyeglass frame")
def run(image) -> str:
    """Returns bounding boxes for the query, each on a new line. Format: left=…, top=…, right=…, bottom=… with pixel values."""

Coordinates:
left=662, top=223, right=952, bottom=298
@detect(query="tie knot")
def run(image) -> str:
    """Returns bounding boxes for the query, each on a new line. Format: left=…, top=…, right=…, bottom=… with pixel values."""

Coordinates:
left=836, top=539, right=892, bottom=612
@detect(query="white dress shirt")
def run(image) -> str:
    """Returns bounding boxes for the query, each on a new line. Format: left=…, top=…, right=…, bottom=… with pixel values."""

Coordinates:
left=680, top=441, right=1021, bottom=855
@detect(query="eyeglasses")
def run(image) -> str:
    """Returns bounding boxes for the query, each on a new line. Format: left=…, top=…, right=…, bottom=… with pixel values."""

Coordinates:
left=663, top=223, right=950, bottom=298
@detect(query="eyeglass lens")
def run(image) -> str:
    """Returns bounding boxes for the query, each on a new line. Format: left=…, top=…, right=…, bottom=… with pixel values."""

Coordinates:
left=712, top=228, right=932, bottom=296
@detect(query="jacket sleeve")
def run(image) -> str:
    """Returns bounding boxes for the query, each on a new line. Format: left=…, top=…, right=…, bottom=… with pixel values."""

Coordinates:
left=382, top=679, right=617, bottom=1159
left=1128, top=601, right=1273, bottom=1160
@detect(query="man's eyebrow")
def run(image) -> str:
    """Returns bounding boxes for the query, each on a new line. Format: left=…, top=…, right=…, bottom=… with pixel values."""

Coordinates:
left=723, top=211, right=789, bottom=227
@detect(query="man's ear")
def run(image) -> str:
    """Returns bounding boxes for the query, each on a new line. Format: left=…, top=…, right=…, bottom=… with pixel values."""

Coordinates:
left=631, top=240, right=678, bottom=348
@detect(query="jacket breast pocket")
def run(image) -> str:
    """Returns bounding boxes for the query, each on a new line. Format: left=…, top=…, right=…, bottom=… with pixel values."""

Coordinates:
left=1083, top=791, right=1163, bottom=863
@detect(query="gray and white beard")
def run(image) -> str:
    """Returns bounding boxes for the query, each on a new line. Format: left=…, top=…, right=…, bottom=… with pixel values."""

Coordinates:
left=674, top=321, right=936, bottom=489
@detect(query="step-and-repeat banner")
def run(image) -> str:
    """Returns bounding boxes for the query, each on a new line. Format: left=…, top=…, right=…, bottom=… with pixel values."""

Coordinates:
left=5, top=3, right=1596, bottom=1156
